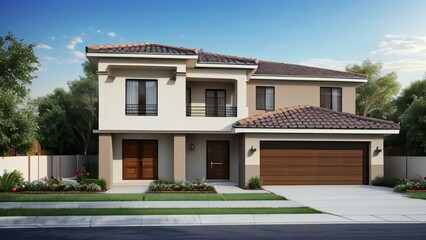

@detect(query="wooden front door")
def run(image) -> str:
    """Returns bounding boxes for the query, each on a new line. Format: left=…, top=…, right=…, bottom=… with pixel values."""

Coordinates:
left=206, top=141, right=229, bottom=179
left=123, top=140, right=158, bottom=180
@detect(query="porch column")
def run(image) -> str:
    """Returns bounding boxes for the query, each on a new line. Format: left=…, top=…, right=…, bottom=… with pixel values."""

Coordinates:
left=173, top=134, right=186, bottom=181
left=99, top=133, right=113, bottom=189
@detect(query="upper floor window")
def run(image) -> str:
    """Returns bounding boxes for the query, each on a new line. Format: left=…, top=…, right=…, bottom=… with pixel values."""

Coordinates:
left=256, top=86, right=274, bottom=111
left=320, top=87, right=342, bottom=112
left=205, top=89, right=226, bottom=117
left=126, top=79, right=158, bottom=116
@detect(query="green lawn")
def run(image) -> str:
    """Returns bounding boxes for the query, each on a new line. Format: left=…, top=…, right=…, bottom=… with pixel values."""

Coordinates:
left=406, top=192, right=426, bottom=200
left=0, top=207, right=318, bottom=216
left=0, top=193, right=286, bottom=202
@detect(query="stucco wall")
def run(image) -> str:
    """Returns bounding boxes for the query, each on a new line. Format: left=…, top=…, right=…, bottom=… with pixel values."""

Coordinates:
left=97, top=58, right=249, bottom=132
left=186, top=134, right=239, bottom=184
left=112, top=133, right=174, bottom=184
left=239, top=133, right=384, bottom=186
left=247, top=80, right=358, bottom=116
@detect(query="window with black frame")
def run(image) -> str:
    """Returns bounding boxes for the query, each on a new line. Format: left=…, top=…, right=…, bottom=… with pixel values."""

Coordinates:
left=126, top=79, right=158, bottom=116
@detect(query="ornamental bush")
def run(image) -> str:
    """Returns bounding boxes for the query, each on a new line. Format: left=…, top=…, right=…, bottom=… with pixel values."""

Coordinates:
left=247, top=176, right=262, bottom=190
left=148, top=179, right=215, bottom=192
left=371, top=176, right=400, bottom=188
left=394, top=179, right=426, bottom=192
left=17, top=177, right=102, bottom=192
left=0, top=170, right=25, bottom=192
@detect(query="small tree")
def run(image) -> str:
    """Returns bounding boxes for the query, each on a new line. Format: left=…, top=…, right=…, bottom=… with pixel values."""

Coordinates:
left=346, top=59, right=400, bottom=118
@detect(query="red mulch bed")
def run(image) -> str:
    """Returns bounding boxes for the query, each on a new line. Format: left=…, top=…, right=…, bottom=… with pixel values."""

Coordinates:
left=407, top=190, right=426, bottom=192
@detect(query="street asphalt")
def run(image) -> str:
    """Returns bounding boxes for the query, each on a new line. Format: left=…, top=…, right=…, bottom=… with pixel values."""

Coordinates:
left=1, top=224, right=426, bottom=239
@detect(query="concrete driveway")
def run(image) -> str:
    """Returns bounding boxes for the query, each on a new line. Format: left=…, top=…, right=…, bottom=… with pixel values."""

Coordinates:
left=264, top=185, right=426, bottom=222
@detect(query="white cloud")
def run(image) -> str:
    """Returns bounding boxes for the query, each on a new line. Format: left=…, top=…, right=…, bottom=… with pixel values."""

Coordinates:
left=66, top=36, right=83, bottom=50
left=371, top=35, right=426, bottom=55
left=71, top=50, right=85, bottom=59
left=66, top=59, right=81, bottom=64
left=35, top=43, right=53, bottom=50
left=298, top=58, right=358, bottom=71
left=44, top=56, right=62, bottom=64
left=97, top=30, right=102, bottom=33
left=383, top=59, right=426, bottom=72
left=48, top=36, right=55, bottom=40
left=107, top=32, right=116, bottom=37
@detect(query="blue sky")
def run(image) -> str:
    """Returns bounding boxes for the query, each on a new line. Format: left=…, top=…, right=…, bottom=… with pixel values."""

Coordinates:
left=1, top=0, right=426, bottom=98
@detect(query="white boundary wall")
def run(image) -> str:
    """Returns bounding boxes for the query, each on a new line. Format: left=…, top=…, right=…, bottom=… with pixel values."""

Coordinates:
left=385, top=156, right=426, bottom=181
left=0, top=155, right=98, bottom=181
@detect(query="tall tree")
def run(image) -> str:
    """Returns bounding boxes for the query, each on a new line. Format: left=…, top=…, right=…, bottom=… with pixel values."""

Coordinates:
left=68, top=69, right=98, bottom=155
left=0, top=33, right=39, bottom=156
left=36, top=61, right=98, bottom=155
left=346, top=60, right=400, bottom=118
left=386, top=78, right=426, bottom=155
left=36, top=88, right=75, bottom=154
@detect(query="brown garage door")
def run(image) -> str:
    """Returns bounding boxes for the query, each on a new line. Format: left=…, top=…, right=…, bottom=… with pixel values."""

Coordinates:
left=260, top=142, right=368, bottom=185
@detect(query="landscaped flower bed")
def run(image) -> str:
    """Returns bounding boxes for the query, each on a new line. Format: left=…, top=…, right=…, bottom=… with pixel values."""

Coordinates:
left=394, top=179, right=426, bottom=192
left=18, top=177, right=103, bottom=193
left=147, top=179, right=216, bottom=193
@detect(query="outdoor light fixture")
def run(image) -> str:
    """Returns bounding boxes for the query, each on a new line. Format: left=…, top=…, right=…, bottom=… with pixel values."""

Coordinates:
left=250, top=145, right=257, bottom=152
left=190, top=144, right=195, bottom=151
left=375, top=146, right=382, bottom=153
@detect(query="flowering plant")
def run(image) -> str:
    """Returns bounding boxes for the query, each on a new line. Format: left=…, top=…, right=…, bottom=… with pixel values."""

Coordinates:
left=75, top=168, right=89, bottom=182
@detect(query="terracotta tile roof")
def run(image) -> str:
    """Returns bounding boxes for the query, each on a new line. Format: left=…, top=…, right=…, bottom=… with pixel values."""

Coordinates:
left=254, top=60, right=366, bottom=79
left=198, top=51, right=257, bottom=65
left=86, top=43, right=198, bottom=55
left=86, top=43, right=366, bottom=78
left=234, top=105, right=399, bottom=130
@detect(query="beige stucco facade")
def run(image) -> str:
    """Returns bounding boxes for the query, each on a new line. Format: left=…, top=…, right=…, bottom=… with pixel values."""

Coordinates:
left=90, top=50, right=396, bottom=189
left=247, top=80, right=358, bottom=116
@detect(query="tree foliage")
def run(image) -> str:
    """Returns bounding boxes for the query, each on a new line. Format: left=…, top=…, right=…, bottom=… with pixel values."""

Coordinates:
left=346, top=59, right=401, bottom=118
left=0, top=33, right=39, bottom=156
left=36, top=61, right=98, bottom=155
left=387, top=78, right=426, bottom=155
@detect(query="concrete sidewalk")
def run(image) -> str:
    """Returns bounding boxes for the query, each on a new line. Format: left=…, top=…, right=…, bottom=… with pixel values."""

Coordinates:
left=0, top=200, right=302, bottom=209
left=1, top=213, right=426, bottom=228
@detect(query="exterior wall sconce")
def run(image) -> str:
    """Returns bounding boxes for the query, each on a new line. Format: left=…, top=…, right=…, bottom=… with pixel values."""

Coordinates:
left=250, top=146, right=257, bottom=152
left=190, top=144, right=195, bottom=151
left=374, top=146, right=382, bottom=156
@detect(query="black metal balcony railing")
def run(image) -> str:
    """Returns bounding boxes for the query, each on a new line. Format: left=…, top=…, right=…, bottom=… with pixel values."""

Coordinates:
left=125, top=104, right=158, bottom=116
left=186, top=105, right=237, bottom=117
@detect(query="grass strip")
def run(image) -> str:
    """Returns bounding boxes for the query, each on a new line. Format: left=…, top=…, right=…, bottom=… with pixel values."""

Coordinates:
left=406, top=192, right=426, bottom=200
left=0, top=193, right=285, bottom=202
left=0, top=207, right=319, bottom=216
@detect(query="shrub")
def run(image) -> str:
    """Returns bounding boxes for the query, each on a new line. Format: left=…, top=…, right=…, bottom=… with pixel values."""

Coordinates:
left=247, top=176, right=262, bottom=190
left=394, top=179, right=426, bottom=192
left=80, top=179, right=107, bottom=191
left=83, top=163, right=98, bottom=179
left=75, top=168, right=90, bottom=182
left=148, top=179, right=215, bottom=192
left=371, top=176, right=400, bottom=188
left=17, top=177, right=102, bottom=192
left=0, top=170, right=25, bottom=192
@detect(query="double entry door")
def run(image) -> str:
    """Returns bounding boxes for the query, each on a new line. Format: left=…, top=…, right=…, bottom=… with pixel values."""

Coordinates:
left=123, top=140, right=158, bottom=180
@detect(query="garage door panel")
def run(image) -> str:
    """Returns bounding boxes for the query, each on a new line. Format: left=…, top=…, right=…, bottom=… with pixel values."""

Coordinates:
left=260, top=143, right=367, bottom=185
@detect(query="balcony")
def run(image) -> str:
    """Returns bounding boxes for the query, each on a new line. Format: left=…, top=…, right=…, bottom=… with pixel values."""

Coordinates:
left=125, top=104, right=158, bottom=116
left=186, top=105, right=237, bottom=117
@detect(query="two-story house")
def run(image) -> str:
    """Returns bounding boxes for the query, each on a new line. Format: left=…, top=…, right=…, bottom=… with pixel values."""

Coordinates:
left=86, top=43, right=399, bottom=189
